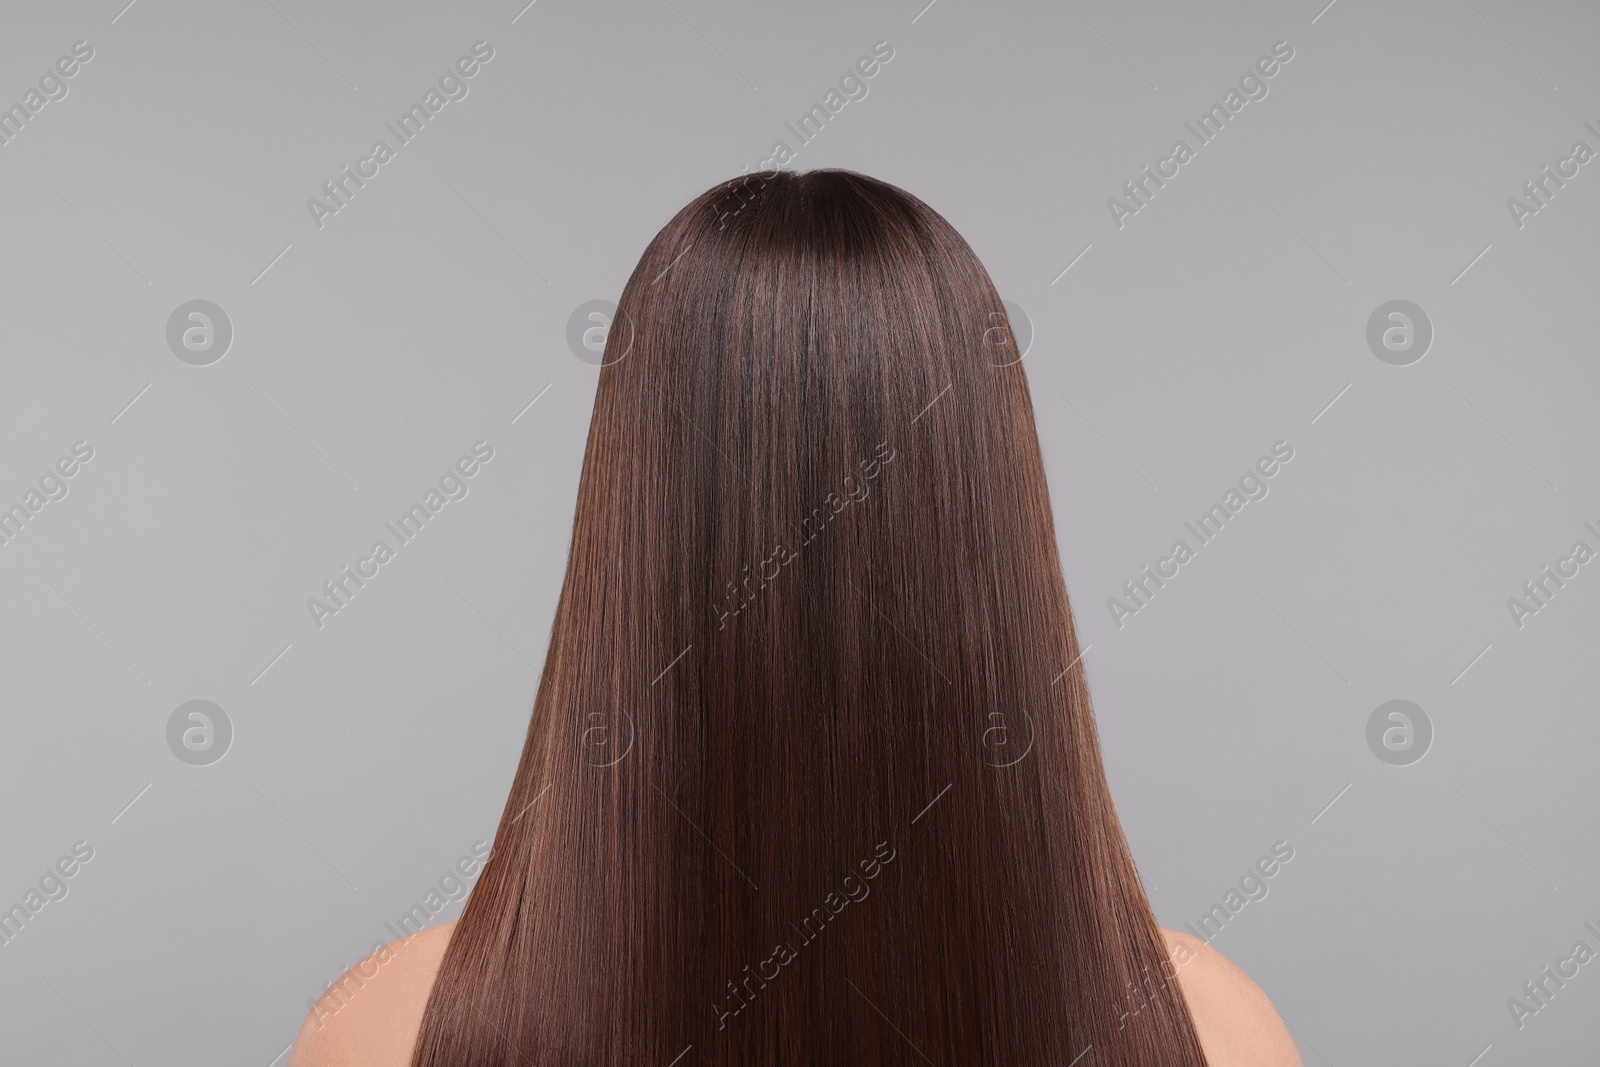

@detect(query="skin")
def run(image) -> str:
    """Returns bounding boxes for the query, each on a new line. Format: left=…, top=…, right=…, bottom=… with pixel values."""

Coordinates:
left=1160, top=928, right=1303, bottom=1066
left=289, top=922, right=453, bottom=1067
left=289, top=922, right=1301, bottom=1066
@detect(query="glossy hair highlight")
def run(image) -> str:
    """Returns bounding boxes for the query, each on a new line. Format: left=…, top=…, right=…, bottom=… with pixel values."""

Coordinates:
left=410, top=168, right=1209, bottom=1066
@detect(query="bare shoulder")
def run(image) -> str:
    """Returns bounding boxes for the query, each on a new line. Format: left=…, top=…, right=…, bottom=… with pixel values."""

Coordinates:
left=1158, top=928, right=1302, bottom=1066
left=288, top=920, right=457, bottom=1067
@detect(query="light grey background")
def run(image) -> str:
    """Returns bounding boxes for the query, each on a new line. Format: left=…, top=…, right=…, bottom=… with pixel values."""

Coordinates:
left=1, top=0, right=1596, bottom=1063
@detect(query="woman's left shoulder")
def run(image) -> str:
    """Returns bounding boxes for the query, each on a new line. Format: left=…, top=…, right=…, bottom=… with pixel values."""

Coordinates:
left=288, top=920, right=457, bottom=1067
left=1158, top=927, right=1303, bottom=1066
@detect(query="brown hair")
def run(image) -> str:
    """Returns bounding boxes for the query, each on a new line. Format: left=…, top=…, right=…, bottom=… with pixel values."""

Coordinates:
left=410, top=168, right=1209, bottom=1065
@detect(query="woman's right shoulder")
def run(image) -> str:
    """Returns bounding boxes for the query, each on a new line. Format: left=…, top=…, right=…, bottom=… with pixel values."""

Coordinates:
left=288, top=920, right=457, bottom=1067
left=1159, top=928, right=1302, bottom=1066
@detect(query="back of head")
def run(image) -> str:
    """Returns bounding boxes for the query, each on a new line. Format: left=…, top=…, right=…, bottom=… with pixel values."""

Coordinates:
left=411, top=169, right=1208, bottom=1065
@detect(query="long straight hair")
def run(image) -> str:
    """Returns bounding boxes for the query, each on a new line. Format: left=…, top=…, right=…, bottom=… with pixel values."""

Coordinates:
left=411, top=169, right=1209, bottom=1065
